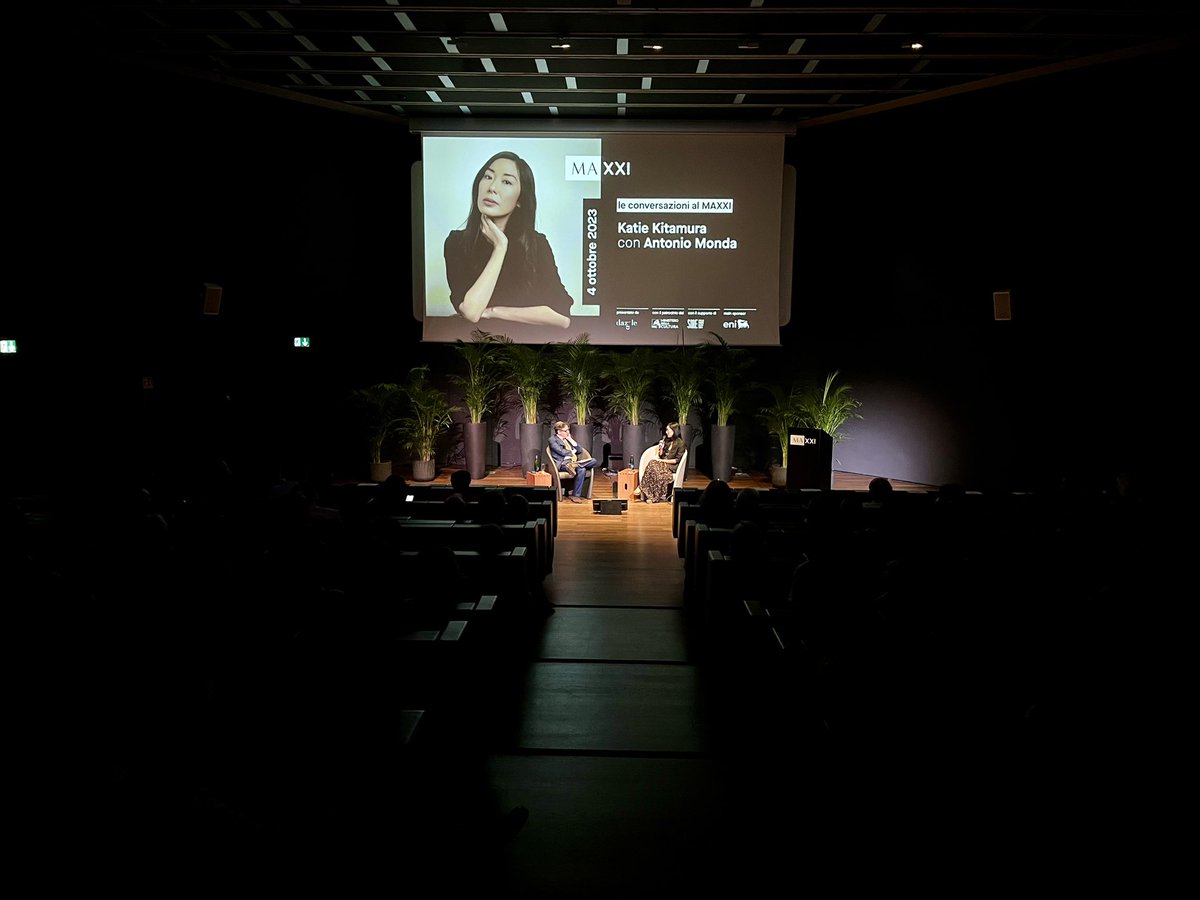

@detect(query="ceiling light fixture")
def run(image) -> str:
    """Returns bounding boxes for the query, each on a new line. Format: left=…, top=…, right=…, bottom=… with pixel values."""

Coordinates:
left=738, top=40, right=759, bottom=50
left=643, top=42, right=664, bottom=51
left=551, top=38, right=571, bottom=49
left=902, top=40, right=924, bottom=51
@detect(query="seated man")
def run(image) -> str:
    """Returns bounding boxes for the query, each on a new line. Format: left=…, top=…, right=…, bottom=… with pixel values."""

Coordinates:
left=549, top=420, right=598, bottom=503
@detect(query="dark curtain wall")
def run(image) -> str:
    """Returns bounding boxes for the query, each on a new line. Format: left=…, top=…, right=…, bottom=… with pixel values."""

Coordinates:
left=8, top=59, right=426, bottom=492
left=5, top=45, right=1188, bottom=496
left=778, top=46, right=1190, bottom=490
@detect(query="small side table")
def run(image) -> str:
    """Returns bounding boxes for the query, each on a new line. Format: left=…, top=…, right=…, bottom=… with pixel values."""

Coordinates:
left=617, top=468, right=639, bottom=500
left=526, top=470, right=552, bottom=487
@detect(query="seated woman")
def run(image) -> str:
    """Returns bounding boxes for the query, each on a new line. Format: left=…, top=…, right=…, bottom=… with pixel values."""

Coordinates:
left=640, top=422, right=686, bottom=504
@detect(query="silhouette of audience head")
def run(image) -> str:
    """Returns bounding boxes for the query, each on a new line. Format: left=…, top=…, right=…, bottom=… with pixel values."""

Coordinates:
left=699, top=479, right=736, bottom=526
left=450, top=469, right=473, bottom=496
left=837, top=492, right=864, bottom=529
left=729, top=519, right=767, bottom=563
left=505, top=492, right=530, bottom=523
left=733, top=488, right=761, bottom=520
left=443, top=492, right=469, bottom=521
left=375, top=474, right=411, bottom=513
left=382, top=473, right=410, bottom=495
left=868, top=477, right=894, bottom=502
left=700, top=479, right=733, bottom=505
left=478, top=490, right=507, bottom=524
left=475, top=522, right=508, bottom=556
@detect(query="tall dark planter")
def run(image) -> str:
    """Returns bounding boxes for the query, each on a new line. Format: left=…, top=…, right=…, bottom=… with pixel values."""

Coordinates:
left=569, top=423, right=592, bottom=456
left=710, top=424, right=735, bottom=483
left=463, top=421, right=488, bottom=480
left=645, top=423, right=662, bottom=459
left=620, top=423, right=645, bottom=469
left=520, top=422, right=545, bottom=474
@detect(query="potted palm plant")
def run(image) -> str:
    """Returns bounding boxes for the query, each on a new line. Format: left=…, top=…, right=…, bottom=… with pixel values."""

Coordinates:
left=554, top=333, right=603, bottom=454
left=350, top=381, right=405, bottom=482
left=705, top=333, right=753, bottom=482
left=757, top=380, right=805, bottom=488
left=659, top=343, right=706, bottom=463
left=450, top=330, right=505, bottom=479
left=605, top=346, right=657, bottom=463
left=795, top=370, right=863, bottom=466
left=397, top=365, right=460, bottom=482
left=502, top=341, right=554, bottom=474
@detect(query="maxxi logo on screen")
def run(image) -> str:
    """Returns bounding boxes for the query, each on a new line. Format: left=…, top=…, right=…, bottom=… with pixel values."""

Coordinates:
left=565, top=156, right=632, bottom=180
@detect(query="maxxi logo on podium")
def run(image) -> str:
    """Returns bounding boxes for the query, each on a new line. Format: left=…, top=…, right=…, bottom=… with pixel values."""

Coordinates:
left=565, top=156, right=632, bottom=180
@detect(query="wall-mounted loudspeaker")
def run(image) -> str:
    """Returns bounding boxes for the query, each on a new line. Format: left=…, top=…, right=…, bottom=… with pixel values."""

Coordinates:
left=993, top=290, right=1012, bottom=321
left=203, top=283, right=223, bottom=316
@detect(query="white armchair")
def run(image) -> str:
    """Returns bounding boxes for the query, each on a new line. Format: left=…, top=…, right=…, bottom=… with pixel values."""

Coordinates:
left=638, top=444, right=688, bottom=493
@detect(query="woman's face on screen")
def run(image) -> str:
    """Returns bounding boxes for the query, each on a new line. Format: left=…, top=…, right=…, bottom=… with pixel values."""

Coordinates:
left=477, top=157, right=522, bottom=221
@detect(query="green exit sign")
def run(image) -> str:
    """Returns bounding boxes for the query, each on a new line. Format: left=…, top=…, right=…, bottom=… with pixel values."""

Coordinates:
left=293, top=337, right=311, bottom=348
left=0, top=339, right=17, bottom=354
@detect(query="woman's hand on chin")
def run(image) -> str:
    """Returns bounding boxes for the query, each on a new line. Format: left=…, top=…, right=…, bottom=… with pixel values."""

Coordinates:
left=480, top=216, right=508, bottom=251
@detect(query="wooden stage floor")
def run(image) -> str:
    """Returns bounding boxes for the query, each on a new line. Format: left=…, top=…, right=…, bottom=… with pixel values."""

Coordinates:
left=385, top=464, right=938, bottom=493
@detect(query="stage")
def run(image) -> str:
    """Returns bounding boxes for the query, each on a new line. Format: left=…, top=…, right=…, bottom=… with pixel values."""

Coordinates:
left=380, top=464, right=939, bottom=494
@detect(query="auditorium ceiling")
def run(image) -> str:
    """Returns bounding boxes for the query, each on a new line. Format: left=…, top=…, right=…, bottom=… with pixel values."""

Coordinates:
left=76, top=2, right=1197, bottom=129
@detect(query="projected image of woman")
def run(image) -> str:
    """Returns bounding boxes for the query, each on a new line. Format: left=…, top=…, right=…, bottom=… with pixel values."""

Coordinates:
left=445, top=151, right=573, bottom=329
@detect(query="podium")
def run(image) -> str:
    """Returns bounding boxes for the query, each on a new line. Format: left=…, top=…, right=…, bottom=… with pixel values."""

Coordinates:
left=785, top=428, right=833, bottom=490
